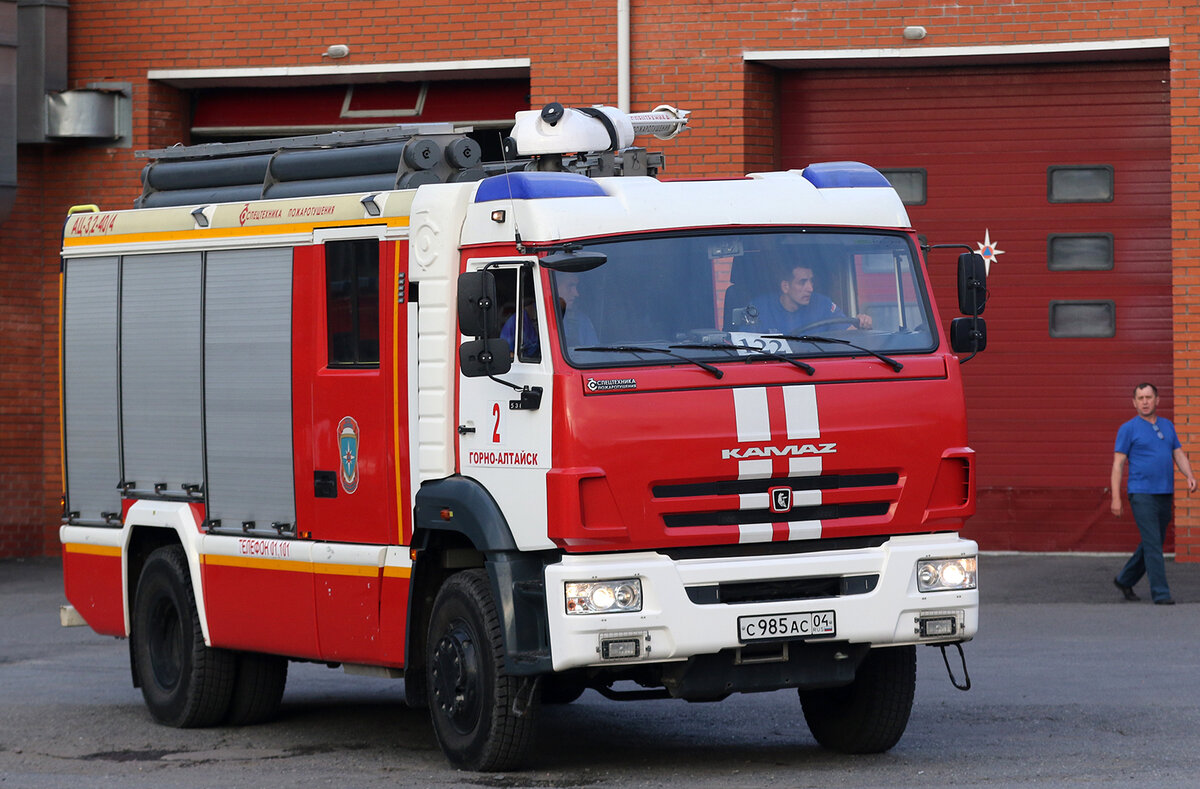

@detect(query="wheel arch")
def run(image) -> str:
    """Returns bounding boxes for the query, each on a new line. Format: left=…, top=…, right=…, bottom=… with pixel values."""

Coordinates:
left=404, top=477, right=556, bottom=706
left=123, top=501, right=210, bottom=646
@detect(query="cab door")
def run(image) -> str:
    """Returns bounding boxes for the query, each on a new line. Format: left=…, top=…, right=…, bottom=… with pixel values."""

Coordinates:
left=456, top=260, right=555, bottom=550
left=293, top=229, right=408, bottom=663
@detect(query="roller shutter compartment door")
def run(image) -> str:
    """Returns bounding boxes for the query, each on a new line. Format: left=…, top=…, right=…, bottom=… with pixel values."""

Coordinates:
left=120, top=253, right=204, bottom=499
left=62, top=257, right=122, bottom=525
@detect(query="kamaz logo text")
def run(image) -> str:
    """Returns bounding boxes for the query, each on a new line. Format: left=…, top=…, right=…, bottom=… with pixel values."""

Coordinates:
left=721, top=443, right=837, bottom=460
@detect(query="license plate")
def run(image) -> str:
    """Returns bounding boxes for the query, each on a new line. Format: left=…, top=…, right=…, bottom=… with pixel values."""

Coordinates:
left=737, top=610, right=836, bottom=642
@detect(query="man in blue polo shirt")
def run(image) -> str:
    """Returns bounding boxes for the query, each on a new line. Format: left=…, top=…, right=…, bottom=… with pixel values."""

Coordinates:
left=1111, top=382, right=1196, bottom=604
left=750, top=263, right=872, bottom=334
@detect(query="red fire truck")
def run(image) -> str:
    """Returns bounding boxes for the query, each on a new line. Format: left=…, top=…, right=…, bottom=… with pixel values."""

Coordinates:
left=59, top=102, right=986, bottom=771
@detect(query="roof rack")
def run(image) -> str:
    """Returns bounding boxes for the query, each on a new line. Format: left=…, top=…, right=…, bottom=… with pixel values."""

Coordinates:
left=134, top=103, right=689, bottom=209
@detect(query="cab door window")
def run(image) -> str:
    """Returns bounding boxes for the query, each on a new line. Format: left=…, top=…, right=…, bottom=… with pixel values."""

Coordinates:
left=497, top=266, right=541, bottom=363
left=326, top=239, right=379, bottom=367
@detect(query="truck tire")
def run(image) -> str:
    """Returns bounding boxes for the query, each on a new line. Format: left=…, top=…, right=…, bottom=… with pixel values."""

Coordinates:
left=131, top=545, right=236, bottom=727
left=225, top=652, right=288, bottom=726
left=799, top=644, right=916, bottom=754
left=426, top=569, right=537, bottom=771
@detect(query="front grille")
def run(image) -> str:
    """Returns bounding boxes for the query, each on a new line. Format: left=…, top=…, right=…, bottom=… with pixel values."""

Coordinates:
left=663, top=501, right=889, bottom=529
left=655, top=471, right=898, bottom=531
left=653, top=472, right=898, bottom=499
left=662, top=535, right=888, bottom=561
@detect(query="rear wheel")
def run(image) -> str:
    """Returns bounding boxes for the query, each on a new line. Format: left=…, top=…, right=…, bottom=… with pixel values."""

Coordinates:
left=225, top=652, right=288, bottom=726
left=799, top=645, right=916, bottom=754
left=131, top=545, right=235, bottom=727
left=426, top=569, right=537, bottom=771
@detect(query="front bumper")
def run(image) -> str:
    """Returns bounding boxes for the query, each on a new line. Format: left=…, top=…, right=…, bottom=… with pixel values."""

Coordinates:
left=543, top=533, right=977, bottom=671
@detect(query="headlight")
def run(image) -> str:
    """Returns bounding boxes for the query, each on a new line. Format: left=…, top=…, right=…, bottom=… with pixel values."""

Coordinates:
left=565, top=579, right=643, bottom=615
left=916, top=557, right=977, bottom=592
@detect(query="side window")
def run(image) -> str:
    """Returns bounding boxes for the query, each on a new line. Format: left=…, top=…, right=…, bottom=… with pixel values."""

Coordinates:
left=493, top=266, right=541, bottom=363
left=490, top=267, right=525, bottom=359
left=515, top=265, right=541, bottom=363
left=326, top=239, right=379, bottom=367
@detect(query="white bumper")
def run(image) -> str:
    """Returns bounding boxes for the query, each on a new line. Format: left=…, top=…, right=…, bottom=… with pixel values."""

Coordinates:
left=544, top=533, right=978, bottom=671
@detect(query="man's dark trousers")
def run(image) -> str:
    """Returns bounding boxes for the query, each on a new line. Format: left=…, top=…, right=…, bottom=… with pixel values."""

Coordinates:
left=1117, top=493, right=1173, bottom=602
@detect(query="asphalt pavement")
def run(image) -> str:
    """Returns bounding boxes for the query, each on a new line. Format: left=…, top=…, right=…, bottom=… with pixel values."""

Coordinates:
left=980, top=550, right=1200, bottom=605
left=4, top=551, right=1200, bottom=788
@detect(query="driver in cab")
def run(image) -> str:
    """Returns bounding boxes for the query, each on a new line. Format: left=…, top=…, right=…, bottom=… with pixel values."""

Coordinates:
left=750, top=263, right=872, bottom=333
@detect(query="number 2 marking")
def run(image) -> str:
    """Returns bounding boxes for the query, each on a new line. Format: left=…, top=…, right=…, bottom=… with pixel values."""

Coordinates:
left=492, top=402, right=501, bottom=443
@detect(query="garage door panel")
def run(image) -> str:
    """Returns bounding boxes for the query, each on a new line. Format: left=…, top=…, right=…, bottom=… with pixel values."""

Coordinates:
left=781, top=60, right=1169, bottom=552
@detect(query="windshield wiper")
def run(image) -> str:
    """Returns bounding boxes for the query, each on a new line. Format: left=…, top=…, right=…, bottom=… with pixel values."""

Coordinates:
left=574, top=345, right=724, bottom=379
left=766, top=334, right=904, bottom=372
left=669, top=342, right=815, bottom=375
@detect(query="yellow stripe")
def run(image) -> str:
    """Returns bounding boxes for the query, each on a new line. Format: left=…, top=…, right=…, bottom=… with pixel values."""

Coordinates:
left=202, top=554, right=309, bottom=574
left=393, top=241, right=406, bottom=546
left=63, top=217, right=410, bottom=248
left=383, top=566, right=412, bottom=579
left=317, top=563, right=380, bottom=578
left=202, top=553, right=383, bottom=578
left=64, top=543, right=122, bottom=557
left=58, top=271, right=66, bottom=502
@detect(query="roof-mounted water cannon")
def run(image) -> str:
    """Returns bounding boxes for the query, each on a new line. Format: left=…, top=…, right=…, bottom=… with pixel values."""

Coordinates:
left=510, top=102, right=690, bottom=157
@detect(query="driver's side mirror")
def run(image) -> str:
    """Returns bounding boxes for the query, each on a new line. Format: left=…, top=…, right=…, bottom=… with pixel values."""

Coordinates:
left=459, top=338, right=512, bottom=377
left=457, top=270, right=512, bottom=377
left=957, top=253, right=987, bottom=316
left=458, top=270, right=502, bottom=338
left=950, top=316, right=987, bottom=354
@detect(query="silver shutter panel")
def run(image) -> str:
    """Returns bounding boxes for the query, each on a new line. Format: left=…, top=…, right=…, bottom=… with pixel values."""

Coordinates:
left=204, top=248, right=295, bottom=532
left=62, top=257, right=122, bottom=524
left=120, top=253, right=204, bottom=496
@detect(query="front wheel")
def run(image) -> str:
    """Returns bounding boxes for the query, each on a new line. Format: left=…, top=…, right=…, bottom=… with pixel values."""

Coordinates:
left=799, top=645, right=916, bottom=754
left=426, top=569, right=537, bottom=771
left=131, top=545, right=236, bottom=727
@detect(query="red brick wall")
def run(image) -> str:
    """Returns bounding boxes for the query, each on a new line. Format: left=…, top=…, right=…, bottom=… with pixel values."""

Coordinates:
left=3, top=0, right=1198, bottom=556
left=0, top=145, right=66, bottom=555
left=1171, top=36, right=1200, bottom=562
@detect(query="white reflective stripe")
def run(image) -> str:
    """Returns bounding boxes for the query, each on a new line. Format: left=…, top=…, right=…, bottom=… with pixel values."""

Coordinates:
left=783, top=384, right=820, bottom=439
left=733, top=387, right=771, bottom=443
left=738, top=458, right=773, bottom=480
left=788, top=521, right=822, bottom=540
left=738, top=523, right=774, bottom=543
left=789, top=456, right=822, bottom=477
left=792, top=490, right=822, bottom=507
left=740, top=492, right=768, bottom=510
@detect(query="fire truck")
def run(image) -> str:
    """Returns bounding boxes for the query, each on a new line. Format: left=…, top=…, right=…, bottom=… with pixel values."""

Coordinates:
left=58, top=102, right=987, bottom=771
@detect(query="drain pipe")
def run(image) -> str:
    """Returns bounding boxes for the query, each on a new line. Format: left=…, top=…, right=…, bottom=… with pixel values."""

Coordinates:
left=617, top=0, right=630, bottom=112
left=0, top=0, right=16, bottom=223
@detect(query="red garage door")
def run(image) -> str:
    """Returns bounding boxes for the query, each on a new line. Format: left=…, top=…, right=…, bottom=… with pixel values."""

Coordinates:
left=780, top=61, right=1170, bottom=551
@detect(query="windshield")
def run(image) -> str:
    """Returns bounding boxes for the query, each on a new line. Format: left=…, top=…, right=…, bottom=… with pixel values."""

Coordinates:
left=550, top=230, right=936, bottom=368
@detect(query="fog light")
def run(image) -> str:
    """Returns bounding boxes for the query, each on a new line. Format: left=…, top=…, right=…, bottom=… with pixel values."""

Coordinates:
left=565, top=578, right=643, bottom=615
left=919, top=616, right=957, bottom=637
left=916, top=557, right=977, bottom=592
left=600, top=637, right=641, bottom=659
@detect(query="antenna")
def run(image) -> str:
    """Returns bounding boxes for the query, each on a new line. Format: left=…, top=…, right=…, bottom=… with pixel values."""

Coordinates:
left=496, top=127, right=528, bottom=253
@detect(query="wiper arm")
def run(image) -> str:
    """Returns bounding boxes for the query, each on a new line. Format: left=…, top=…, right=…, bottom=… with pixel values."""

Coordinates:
left=574, top=345, right=724, bottom=379
left=669, top=342, right=815, bottom=376
left=766, top=334, right=904, bottom=372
